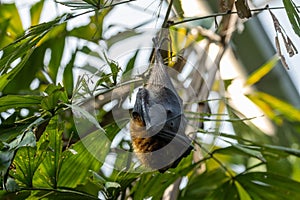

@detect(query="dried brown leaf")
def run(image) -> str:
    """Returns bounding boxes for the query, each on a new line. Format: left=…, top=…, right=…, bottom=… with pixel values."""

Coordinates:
left=275, top=35, right=290, bottom=70
left=280, top=55, right=290, bottom=70
left=287, top=36, right=298, bottom=56
left=219, top=0, right=235, bottom=12
left=235, top=0, right=252, bottom=19
left=281, top=33, right=293, bottom=56
left=269, top=10, right=281, bottom=33
left=275, top=36, right=281, bottom=55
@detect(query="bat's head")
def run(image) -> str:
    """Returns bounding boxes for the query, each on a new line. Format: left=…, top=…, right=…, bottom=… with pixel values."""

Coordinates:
left=131, top=86, right=185, bottom=138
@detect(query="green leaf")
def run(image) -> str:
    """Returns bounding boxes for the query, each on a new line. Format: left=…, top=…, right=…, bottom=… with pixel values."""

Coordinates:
left=236, top=172, right=300, bottom=199
left=108, top=138, right=136, bottom=173
left=226, top=103, right=270, bottom=143
left=235, top=181, right=252, bottom=200
left=0, top=17, right=67, bottom=91
left=231, top=143, right=266, bottom=162
left=0, top=130, right=36, bottom=188
left=1, top=23, right=68, bottom=93
left=0, top=95, right=42, bottom=112
left=41, top=84, right=68, bottom=111
left=208, top=180, right=239, bottom=200
left=104, top=181, right=121, bottom=198
left=106, top=30, right=139, bottom=48
left=103, top=121, right=124, bottom=141
left=75, top=176, right=104, bottom=198
left=58, top=130, right=108, bottom=188
left=89, top=170, right=106, bottom=185
left=66, top=104, right=103, bottom=131
left=33, top=116, right=63, bottom=188
left=103, top=54, right=121, bottom=85
left=248, top=91, right=300, bottom=122
left=1, top=189, right=97, bottom=199
left=265, top=157, right=292, bottom=178
left=132, top=173, right=176, bottom=200
left=12, top=143, right=47, bottom=187
left=109, top=170, right=139, bottom=192
left=0, top=15, right=68, bottom=73
left=0, top=3, right=23, bottom=45
left=25, top=15, right=69, bottom=41
left=283, top=0, right=300, bottom=37
left=0, top=190, right=31, bottom=199
left=7, top=130, right=36, bottom=150
left=83, top=0, right=102, bottom=6
left=68, top=10, right=110, bottom=42
left=123, top=50, right=139, bottom=75
left=57, top=105, right=110, bottom=187
left=80, top=64, right=99, bottom=74
left=2, top=45, right=47, bottom=93
left=263, top=144, right=300, bottom=157
left=245, top=55, right=279, bottom=86
left=57, top=1, right=98, bottom=10
left=63, top=50, right=76, bottom=97
left=0, top=117, right=45, bottom=142
left=213, top=144, right=266, bottom=162
left=105, top=181, right=121, bottom=190
left=79, top=45, right=97, bottom=55
left=30, top=0, right=45, bottom=26
left=0, top=18, right=12, bottom=48
left=46, top=25, right=67, bottom=82
left=0, top=49, right=34, bottom=92
left=133, top=156, right=195, bottom=200
left=32, top=190, right=98, bottom=199
left=173, top=0, right=184, bottom=18
left=180, top=168, right=230, bottom=199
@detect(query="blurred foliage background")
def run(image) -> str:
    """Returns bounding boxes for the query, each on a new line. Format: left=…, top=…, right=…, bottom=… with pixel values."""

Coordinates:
left=0, top=0, right=300, bottom=199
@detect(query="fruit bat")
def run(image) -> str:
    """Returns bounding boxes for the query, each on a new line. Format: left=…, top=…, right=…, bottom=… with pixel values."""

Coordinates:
left=130, top=38, right=193, bottom=172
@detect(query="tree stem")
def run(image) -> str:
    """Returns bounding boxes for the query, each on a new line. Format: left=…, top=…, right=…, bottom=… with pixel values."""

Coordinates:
left=162, top=0, right=174, bottom=28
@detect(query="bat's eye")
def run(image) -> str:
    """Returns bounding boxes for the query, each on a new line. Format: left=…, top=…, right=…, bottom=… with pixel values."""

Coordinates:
left=170, top=121, right=174, bottom=127
left=132, top=112, right=140, bottom=120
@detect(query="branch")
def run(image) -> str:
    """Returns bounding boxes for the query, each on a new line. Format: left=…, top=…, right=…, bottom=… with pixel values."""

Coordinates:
left=193, top=139, right=235, bottom=178
left=19, top=187, right=98, bottom=199
left=162, top=0, right=174, bottom=28
left=171, top=5, right=300, bottom=26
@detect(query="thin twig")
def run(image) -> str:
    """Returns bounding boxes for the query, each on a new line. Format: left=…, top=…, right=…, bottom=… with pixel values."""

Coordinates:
left=68, top=0, right=137, bottom=19
left=20, top=187, right=98, bottom=199
left=193, top=139, right=235, bottom=178
left=162, top=0, right=174, bottom=28
left=171, top=5, right=300, bottom=26
left=239, top=162, right=265, bottom=175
